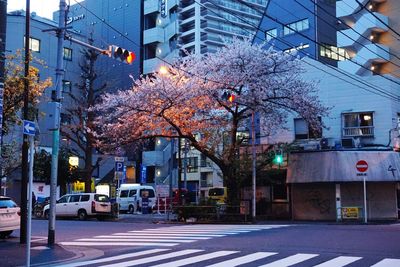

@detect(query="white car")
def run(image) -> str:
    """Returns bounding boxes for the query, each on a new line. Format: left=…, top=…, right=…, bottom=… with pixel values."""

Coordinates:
left=43, top=193, right=112, bottom=220
left=0, top=196, right=20, bottom=238
left=117, top=184, right=156, bottom=213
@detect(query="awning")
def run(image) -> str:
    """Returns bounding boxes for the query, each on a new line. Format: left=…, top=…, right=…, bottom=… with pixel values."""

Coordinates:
left=287, top=150, right=400, bottom=183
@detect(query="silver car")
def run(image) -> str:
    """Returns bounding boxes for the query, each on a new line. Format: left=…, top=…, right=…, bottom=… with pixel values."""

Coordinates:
left=0, top=196, right=20, bottom=238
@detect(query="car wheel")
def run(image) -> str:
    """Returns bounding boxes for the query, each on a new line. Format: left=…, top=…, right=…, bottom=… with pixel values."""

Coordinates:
left=44, top=210, right=49, bottom=220
left=78, top=209, right=87, bottom=221
left=0, top=231, right=12, bottom=239
left=128, top=205, right=134, bottom=214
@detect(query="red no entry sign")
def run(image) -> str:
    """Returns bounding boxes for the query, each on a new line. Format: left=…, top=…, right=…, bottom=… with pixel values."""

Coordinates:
left=356, top=160, right=368, bottom=172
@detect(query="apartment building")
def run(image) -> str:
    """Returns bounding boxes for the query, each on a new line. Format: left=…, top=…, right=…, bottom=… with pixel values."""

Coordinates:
left=337, top=0, right=400, bottom=77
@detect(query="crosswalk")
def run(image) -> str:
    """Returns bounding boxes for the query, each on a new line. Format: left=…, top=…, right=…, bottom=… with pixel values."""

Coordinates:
left=54, top=248, right=400, bottom=267
left=59, top=224, right=289, bottom=247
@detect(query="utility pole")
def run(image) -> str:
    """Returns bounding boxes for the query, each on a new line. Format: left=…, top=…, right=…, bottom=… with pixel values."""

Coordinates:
left=251, top=110, right=256, bottom=221
left=0, top=0, right=7, bottom=195
left=21, top=0, right=31, bottom=244
left=48, top=0, right=66, bottom=247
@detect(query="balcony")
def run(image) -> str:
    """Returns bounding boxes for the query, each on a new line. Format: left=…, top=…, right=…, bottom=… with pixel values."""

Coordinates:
left=343, top=126, right=374, bottom=137
left=144, top=0, right=159, bottom=15
left=143, top=27, right=165, bottom=45
left=337, top=0, right=386, bottom=18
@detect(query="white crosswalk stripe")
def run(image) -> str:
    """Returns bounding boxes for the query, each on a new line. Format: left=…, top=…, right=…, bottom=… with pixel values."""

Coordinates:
left=59, top=224, right=289, bottom=248
left=258, top=253, right=319, bottom=267
left=53, top=248, right=400, bottom=267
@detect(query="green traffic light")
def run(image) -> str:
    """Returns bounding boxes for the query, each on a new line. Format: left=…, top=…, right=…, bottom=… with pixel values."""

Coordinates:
left=275, top=154, right=283, bottom=164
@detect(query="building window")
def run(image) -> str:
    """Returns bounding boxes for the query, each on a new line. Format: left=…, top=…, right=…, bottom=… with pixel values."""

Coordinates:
left=284, top=43, right=310, bottom=53
left=320, top=44, right=349, bottom=61
left=187, top=157, right=198, bottom=173
left=272, top=183, right=288, bottom=201
left=265, top=28, right=277, bottom=42
left=294, top=118, right=322, bottom=140
left=62, top=80, right=72, bottom=94
left=343, top=112, right=374, bottom=137
left=63, top=47, right=73, bottom=61
left=24, top=37, right=40, bottom=52
left=283, top=19, right=309, bottom=36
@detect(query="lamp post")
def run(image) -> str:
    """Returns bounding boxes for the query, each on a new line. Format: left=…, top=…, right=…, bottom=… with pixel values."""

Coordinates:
left=251, top=110, right=256, bottom=221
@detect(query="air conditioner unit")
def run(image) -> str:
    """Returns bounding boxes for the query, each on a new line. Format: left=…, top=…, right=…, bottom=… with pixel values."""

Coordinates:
left=341, top=138, right=354, bottom=148
left=320, top=138, right=335, bottom=149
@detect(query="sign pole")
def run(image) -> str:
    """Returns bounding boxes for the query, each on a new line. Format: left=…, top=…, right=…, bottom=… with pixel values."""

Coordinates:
left=26, top=135, right=34, bottom=266
left=363, top=176, right=367, bottom=223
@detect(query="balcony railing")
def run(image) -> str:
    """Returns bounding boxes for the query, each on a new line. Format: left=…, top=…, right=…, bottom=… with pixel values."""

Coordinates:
left=343, top=126, right=374, bottom=137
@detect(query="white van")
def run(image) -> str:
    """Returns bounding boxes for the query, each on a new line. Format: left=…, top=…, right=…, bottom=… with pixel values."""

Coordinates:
left=117, top=184, right=156, bottom=213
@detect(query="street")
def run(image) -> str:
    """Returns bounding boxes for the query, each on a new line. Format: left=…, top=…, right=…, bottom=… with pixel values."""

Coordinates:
left=1, top=216, right=400, bottom=266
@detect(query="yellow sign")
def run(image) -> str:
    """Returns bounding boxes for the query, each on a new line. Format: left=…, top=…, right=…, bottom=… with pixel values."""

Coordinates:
left=342, top=207, right=359, bottom=219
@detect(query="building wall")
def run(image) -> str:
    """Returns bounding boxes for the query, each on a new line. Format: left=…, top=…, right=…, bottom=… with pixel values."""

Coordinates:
left=291, top=183, right=336, bottom=220
left=341, top=182, right=398, bottom=220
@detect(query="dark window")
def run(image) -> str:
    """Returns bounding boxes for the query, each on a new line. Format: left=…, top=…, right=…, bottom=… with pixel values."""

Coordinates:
left=57, top=196, right=69, bottom=203
left=62, top=80, right=72, bottom=94
left=63, top=47, right=73, bottom=60
left=69, top=195, right=80, bottom=202
left=119, top=190, right=128, bottom=198
left=128, top=190, right=137, bottom=197
left=187, top=157, right=198, bottom=173
left=294, top=118, right=322, bottom=140
left=140, top=189, right=155, bottom=198
left=81, top=195, right=90, bottom=201
left=95, top=194, right=109, bottom=202
left=272, top=184, right=287, bottom=200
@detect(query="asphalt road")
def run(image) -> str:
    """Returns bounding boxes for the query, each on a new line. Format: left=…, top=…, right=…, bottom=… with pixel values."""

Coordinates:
left=1, top=216, right=400, bottom=267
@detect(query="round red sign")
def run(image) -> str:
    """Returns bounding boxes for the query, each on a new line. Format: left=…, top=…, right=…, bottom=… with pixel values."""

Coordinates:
left=356, top=160, right=368, bottom=172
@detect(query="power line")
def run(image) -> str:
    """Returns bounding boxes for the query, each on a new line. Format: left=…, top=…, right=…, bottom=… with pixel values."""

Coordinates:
left=204, top=0, right=399, bottom=101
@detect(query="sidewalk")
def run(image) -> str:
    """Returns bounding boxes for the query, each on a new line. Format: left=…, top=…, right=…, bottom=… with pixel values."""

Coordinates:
left=0, top=236, right=79, bottom=267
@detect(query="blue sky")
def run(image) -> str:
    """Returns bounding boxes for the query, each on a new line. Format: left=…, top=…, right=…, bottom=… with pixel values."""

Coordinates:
left=7, top=0, right=83, bottom=20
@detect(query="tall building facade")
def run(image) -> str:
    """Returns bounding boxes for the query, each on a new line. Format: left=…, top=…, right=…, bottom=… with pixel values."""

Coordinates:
left=337, top=0, right=400, bottom=78
left=142, top=0, right=268, bottom=197
left=255, top=0, right=339, bottom=66
left=143, top=0, right=267, bottom=74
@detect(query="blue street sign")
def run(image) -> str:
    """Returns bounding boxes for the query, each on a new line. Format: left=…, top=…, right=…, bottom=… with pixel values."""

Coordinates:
left=140, top=164, right=147, bottom=184
left=23, top=120, right=35, bottom=136
left=115, top=161, right=124, bottom=172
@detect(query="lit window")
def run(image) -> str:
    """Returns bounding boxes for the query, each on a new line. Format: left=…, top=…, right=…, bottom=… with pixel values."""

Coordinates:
left=320, top=44, right=350, bottom=61
left=343, top=112, right=374, bottom=137
left=63, top=47, right=73, bottom=61
left=284, top=43, right=310, bottom=53
left=24, top=37, right=40, bottom=52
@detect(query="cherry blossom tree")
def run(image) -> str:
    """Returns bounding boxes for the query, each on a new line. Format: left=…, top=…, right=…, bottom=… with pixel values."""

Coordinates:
left=92, top=38, right=328, bottom=203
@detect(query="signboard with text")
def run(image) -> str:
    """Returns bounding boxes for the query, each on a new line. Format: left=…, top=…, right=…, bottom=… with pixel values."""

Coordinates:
left=341, top=207, right=360, bottom=219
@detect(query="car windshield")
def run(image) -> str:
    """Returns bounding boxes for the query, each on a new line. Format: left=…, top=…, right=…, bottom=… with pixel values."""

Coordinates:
left=95, top=194, right=109, bottom=202
left=0, top=199, right=18, bottom=208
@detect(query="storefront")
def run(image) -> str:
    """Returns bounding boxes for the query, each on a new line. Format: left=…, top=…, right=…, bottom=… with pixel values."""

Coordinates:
left=287, top=150, right=400, bottom=221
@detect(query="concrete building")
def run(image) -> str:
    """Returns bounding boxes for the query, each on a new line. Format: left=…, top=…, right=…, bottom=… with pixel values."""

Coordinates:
left=337, top=0, right=400, bottom=77
left=142, top=0, right=268, bottom=199
left=255, top=0, right=339, bottom=66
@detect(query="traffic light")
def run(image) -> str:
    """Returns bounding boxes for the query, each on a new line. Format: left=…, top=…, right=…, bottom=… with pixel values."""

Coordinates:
left=222, top=91, right=235, bottom=102
left=274, top=153, right=283, bottom=165
left=109, top=45, right=136, bottom=64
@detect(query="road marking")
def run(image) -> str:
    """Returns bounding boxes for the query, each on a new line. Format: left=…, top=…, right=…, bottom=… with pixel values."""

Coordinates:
left=121, top=232, right=226, bottom=237
left=149, top=251, right=239, bottom=267
left=99, top=249, right=203, bottom=267
left=108, top=234, right=211, bottom=240
left=371, top=259, right=400, bottom=267
left=258, top=253, right=319, bottom=267
left=58, top=249, right=169, bottom=267
left=205, top=252, right=277, bottom=267
left=312, top=256, right=362, bottom=267
left=76, top=238, right=196, bottom=243
left=59, top=241, right=179, bottom=247
left=128, top=230, right=241, bottom=234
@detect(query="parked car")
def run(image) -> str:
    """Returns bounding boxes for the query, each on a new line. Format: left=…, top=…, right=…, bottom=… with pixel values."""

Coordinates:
left=43, top=193, right=112, bottom=221
left=0, top=196, right=20, bottom=238
left=116, top=184, right=156, bottom=213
